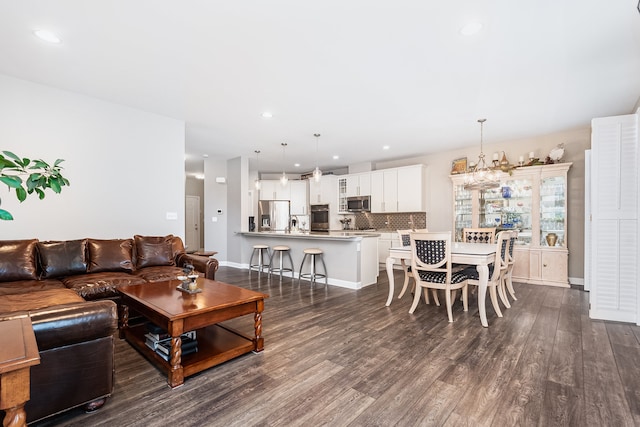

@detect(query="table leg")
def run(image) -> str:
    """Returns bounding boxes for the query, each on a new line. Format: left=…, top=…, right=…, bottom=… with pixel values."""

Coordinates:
left=385, top=256, right=396, bottom=306
left=254, top=299, right=264, bottom=352
left=477, top=265, right=489, bottom=327
left=168, top=335, right=184, bottom=388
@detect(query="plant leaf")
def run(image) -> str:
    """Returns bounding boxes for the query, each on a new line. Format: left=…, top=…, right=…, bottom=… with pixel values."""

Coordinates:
left=35, top=188, right=45, bottom=199
left=0, top=209, right=13, bottom=220
left=53, top=159, right=65, bottom=167
left=16, top=187, right=27, bottom=202
left=0, top=157, right=17, bottom=169
left=0, top=175, right=23, bottom=188
left=2, top=151, right=20, bottom=162
left=49, top=177, right=62, bottom=193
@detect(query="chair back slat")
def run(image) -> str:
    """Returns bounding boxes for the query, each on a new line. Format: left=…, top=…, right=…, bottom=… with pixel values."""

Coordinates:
left=463, top=227, right=496, bottom=244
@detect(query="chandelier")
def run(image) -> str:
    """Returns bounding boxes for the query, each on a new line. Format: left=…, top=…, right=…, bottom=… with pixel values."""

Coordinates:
left=254, top=150, right=261, bottom=190
left=464, top=118, right=500, bottom=190
left=312, top=133, right=322, bottom=182
left=280, top=142, right=288, bottom=186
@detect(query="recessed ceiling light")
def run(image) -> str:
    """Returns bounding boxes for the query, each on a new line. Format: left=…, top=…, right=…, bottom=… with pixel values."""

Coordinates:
left=33, top=29, right=61, bottom=44
left=261, top=112, right=273, bottom=118
left=333, top=155, right=339, bottom=160
left=202, top=154, right=209, bottom=158
left=460, top=22, right=482, bottom=36
left=383, top=145, right=390, bottom=150
left=294, top=163, right=300, bottom=167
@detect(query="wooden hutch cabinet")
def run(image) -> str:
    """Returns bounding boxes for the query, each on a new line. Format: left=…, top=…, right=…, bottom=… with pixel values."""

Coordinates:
left=451, top=162, right=572, bottom=287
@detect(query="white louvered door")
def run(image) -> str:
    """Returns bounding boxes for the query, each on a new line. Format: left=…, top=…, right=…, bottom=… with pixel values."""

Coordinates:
left=590, top=113, right=639, bottom=324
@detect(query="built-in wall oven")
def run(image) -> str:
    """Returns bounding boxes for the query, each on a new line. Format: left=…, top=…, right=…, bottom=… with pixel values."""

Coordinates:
left=310, top=204, right=330, bottom=231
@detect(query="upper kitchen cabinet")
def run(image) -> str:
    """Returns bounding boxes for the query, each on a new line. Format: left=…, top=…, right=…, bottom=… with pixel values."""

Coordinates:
left=289, top=180, right=308, bottom=215
left=338, top=173, right=371, bottom=212
left=309, top=174, right=337, bottom=206
left=371, top=165, right=426, bottom=213
left=451, top=162, right=571, bottom=287
left=345, top=173, right=371, bottom=197
left=259, top=180, right=290, bottom=200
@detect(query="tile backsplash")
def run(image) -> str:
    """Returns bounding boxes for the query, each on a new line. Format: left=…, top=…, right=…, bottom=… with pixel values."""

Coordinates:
left=348, top=212, right=427, bottom=231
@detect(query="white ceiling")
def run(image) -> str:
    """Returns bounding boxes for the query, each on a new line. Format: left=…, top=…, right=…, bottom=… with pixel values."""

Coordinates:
left=1, top=1, right=639, bottom=177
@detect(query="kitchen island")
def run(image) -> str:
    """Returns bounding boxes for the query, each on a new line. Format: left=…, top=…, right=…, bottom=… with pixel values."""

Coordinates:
left=238, top=231, right=379, bottom=289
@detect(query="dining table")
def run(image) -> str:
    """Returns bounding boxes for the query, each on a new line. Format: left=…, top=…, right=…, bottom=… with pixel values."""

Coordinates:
left=385, top=242, right=497, bottom=327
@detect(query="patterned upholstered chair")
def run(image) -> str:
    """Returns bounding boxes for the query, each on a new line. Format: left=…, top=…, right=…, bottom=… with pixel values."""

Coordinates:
left=409, top=232, right=468, bottom=322
left=461, top=230, right=511, bottom=317
left=462, top=227, right=496, bottom=244
left=395, top=229, right=431, bottom=301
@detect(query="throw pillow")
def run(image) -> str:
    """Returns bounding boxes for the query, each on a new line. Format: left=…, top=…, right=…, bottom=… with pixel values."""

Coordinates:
left=87, top=239, right=134, bottom=273
left=134, top=235, right=174, bottom=269
left=0, top=239, right=39, bottom=282
left=37, top=239, right=88, bottom=278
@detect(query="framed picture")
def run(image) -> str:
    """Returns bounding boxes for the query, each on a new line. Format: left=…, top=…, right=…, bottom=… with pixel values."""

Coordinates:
left=451, top=157, right=467, bottom=174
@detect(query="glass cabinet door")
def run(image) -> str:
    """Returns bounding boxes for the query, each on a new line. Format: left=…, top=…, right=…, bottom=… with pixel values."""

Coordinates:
left=540, top=176, right=566, bottom=247
left=454, top=185, right=472, bottom=241
left=479, top=186, right=503, bottom=228
left=479, top=179, right=532, bottom=245
left=502, top=179, right=533, bottom=245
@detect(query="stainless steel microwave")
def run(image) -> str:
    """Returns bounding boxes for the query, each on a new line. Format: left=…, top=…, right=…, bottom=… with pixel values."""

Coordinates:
left=346, top=195, right=371, bottom=212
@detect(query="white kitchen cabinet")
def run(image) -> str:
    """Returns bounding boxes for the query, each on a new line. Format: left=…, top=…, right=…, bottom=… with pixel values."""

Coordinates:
left=370, top=165, right=425, bottom=213
left=371, top=170, right=398, bottom=213
left=289, top=180, right=308, bottom=215
left=309, top=175, right=337, bottom=206
left=397, top=165, right=425, bottom=212
left=377, top=232, right=400, bottom=264
left=451, top=162, right=571, bottom=287
left=259, top=180, right=290, bottom=200
left=345, top=173, right=371, bottom=197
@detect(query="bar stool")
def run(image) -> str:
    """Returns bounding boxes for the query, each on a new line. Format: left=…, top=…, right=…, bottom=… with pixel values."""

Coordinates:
left=249, top=244, right=270, bottom=273
left=268, top=245, right=294, bottom=278
left=298, top=248, right=327, bottom=285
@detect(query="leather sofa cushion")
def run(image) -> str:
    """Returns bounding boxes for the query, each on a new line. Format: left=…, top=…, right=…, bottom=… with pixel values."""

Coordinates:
left=62, top=272, right=147, bottom=300
left=0, top=288, right=84, bottom=315
left=0, top=239, right=39, bottom=282
left=134, top=235, right=174, bottom=269
left=87, top=238, right=134, bottom=273
left=0, top=279, right=66, bottom=296
left=37, top=239, right=88, bottom=278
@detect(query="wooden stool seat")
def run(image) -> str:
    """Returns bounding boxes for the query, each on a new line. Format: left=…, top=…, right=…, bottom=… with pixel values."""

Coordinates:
left=269, top=246, right=294, bottom=278
left=249, top=245, right=271, bottom=273
left=298, top=248, right=327, bottom=286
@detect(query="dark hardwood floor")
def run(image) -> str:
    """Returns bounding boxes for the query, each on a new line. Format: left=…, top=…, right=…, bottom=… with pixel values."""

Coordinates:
left=33, top=266, right=640, bottom=426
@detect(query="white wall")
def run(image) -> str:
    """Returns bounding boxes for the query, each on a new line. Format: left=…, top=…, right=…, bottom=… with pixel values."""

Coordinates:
left=204, top=157, right=228, bottom=260
left=0, top=74, right=185, bottom=240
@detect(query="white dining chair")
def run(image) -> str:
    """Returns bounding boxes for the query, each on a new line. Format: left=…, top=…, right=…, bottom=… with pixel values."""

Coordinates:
left=409, top=232, right=469, bottom=322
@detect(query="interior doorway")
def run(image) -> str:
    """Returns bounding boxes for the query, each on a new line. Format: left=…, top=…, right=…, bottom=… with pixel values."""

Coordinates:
left=185, top=195, right=201, bottom=252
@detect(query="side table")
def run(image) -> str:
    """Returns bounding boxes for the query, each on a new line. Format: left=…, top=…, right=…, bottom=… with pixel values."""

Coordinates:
left=0, top=317, right=40, bottom=427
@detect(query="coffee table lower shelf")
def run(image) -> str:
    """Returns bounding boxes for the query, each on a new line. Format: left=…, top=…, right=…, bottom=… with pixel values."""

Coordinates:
left=123, top=322, right=255, bottom=384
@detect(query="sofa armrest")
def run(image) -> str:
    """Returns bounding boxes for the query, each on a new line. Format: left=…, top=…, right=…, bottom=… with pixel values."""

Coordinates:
left=176, top=253, right=219, bottom=280
left=27, top=300, right=117, bottom=351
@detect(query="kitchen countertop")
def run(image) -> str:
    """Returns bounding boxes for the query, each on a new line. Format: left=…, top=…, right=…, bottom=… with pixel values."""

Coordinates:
left=239, top=231, right=381, bottom=240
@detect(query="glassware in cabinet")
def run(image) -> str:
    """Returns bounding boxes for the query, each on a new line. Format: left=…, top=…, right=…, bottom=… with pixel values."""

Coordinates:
left=540, top=176, right=566, bottom=247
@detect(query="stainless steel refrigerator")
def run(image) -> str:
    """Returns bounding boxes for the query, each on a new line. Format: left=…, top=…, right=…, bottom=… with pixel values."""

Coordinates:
left=258, top=200, right=290, bottom=231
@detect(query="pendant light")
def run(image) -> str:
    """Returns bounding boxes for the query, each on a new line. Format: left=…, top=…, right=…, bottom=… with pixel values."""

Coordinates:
left=312, top=133, right=323, bottom=182
left=254, top=150, right=261, bottom=190
left=464, top=118, right=500, bottom=190
left=280, top=142, right=288, bottom=186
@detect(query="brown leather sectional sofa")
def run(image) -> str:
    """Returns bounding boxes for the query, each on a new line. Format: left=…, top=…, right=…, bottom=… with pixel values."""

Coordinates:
left=0, top=235, right=218, bottom=424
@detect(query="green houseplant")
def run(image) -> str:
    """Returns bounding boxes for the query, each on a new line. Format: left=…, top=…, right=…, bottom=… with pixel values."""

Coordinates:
left=0, top=151, right=70, bottom=220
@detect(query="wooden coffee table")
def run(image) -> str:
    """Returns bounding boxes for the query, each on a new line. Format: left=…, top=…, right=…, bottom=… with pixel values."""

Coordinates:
left=118, top=278, right=268, bottom=388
